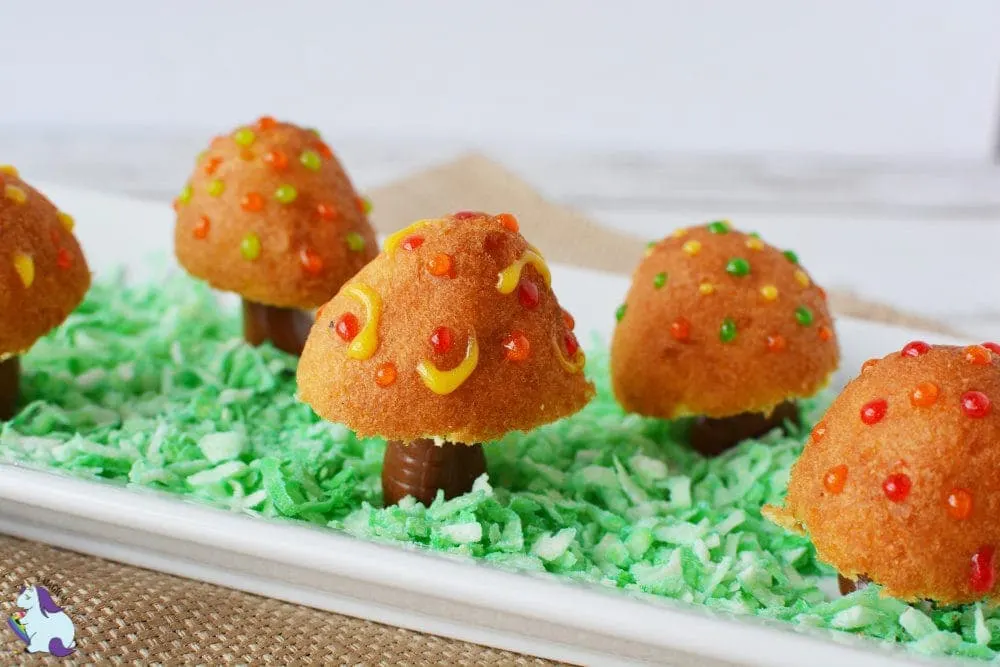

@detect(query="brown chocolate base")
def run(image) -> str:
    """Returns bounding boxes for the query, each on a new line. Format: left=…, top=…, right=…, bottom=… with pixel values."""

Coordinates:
left=0, top=356, right=20, bottom=421
left=689, top=401, right=800, bottom=456
left=382, top=439, right=487, bottom=507
left=838, top=574, right=872, bottom=595
left=242, top=299, right=313, bottom=357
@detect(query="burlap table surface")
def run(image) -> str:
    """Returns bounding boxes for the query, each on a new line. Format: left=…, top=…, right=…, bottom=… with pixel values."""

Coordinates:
left=0, top=154, right=959, bottom=665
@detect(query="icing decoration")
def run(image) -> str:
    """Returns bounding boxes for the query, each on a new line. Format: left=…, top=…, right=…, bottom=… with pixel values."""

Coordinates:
left=947, top=489, right=973, bottom=520
left=193, top=216, right=210, bottom=240
left=818, top=286, right=827, bottom=300
left=315, top=141, right=333, bottom=159
left=673, top=228, right=688, bottom=238
left=719, top=318, right=737, bottom=343
left=811, top=421, right=827, bottom=441
left=3, top=184, right=26, bottom=204
left=564, top=332, right=581, bottom=357
left=275, top=185, right=298, bottom=204
left=766, top=334, right=786, bottom=352
left=910, top=381, right=939, bottom=407
left=818, top=325, right=833, bottom=342
left=0, top=165, right=18, bottom=176
left=264, top=150, right=290, bottom=171
left=970, top=546, right=996, bottom=593
left=794, top=270, right=810, bottom=287
left=760, top=285, right=779, bottom=301
left=427, top=253, right=455, bottom=278
left=503, top=331, right=530, bottom=361
left=384, top=219, right=437, bottom=255
left=670, top=318, right=691, bottom=342
left=203, top=156, right=222, bottom=175
left=682, top=240, right=702, bottom=256
left=12, top=253, right=34, bottom=287
left=334, top=313, right=359, bottom=341
left=308, top=128, right=321, bottom=137
left=553, top=334, right=585, bottom=373
left=983, top=342, right=1000, bottom=355
left=299, top=150, right=322, bottom=171
left=644, top=241, right=656, bottom=258
left=861, top=359, right=879, bottom=374
left=344, top=284, right=382, bottom=360
left=375, top=362, right=397, bottom=388
left=562, top=310, right=576, bottom=330
left=417, top=334, right=479, bottom=395
left=653, top=272, right=667, bottom=289
left=430, top=326, right=454, bottom=355
left=615, top=304, right=627, bottom=322
left=497, top=250, right=552, bottom=293
left=256, top=116, right=277, bottom=131
left=345, top=232, right=366, bottom=252
left=207, top=179, right=225, bottom=197
left=860, top=399, right=888, bottom=425
left=401, top=236, right=423, bottom=251
left=316, top=203, right=338, bottom=220
left=783, top=250, right=799, bottom=264
left=882, top=473, right=911, bottom=503
left=745, top=237, right=764, bottom=251
left=57, top=212, right=75, bottom=232
left=794, top=306, right=814, bottom=326
left=56, top=248, right=72, bottom=270
left=359, top=196, right=373, bottom=215
left=177, top=185, right=192, bottom=206
left=518, top=280, right=540, bottom=309
left=452, top=210, right=483, bottom=220
left=699, top=282, right=715, bottom=295
left=725, top=258, right=750, bottom=276
left=961, top=391, right=991, bottom=418
left=300, top=248, right=323, bottom=275
left=707, top=220, right=730, bottom=234
left=233, top=128, right=255, bottom=146
left=823, top=465, right=847, bottom=494
left=965, top=345, right=991, bottom=365
left=241, top=192, right=264, bottom=212
left=239, top=148, right=255, bottom=161
left=901, top=341, right=931, bottom=357
left=240, top=234, right=261, bottom=260
left=496, top=213, right=519, bottom=232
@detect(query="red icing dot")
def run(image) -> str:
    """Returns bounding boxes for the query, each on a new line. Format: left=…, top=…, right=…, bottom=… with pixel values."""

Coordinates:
left=961, top=391, right=991, bottom=418
left=766, top=334, right=787, bottom=352
left=316, top=203, right=338, bottom=221
left=818, top=326, right=833, bottom=342
left=430, top=326, right=454, bottom=355
left=901, top=341, right=931, bottom=357
left=256, top=116, right=277, bottom=131
left=564, top=332, right=580, bottom=358
left=860, top=399, right=888, bottom=425
left=453, top=210, right=484, bottom=220
left=315, top=141, right=333, bottom=159
left=263, top=150, right=289, bottom=171
left=882, top=473, right=911, bottom=503
left=971, top=546, right=996, bottom=594
left=496, top=213, right=519, bottom=232
left=983, top=342, right=1000, bottom=355
left=503, top=331, right=531, bottom=361
left=56, top=248, right=72, bottom=270
left=965, top=345, right=992, bottom=365
left=670, top=318, right=691, bottom=342
left=401, top=235, right=424, bottom=251
left=203, top=156, right=223, bottom=176
left=811, top=421, right=827, bottom=442
left=193, top=215, right=210, bottom=240
left=562, top=309, right=576, bottom=331
left=299, top=248, right=323, bottom=275
left=334, top=313, right=359, bottom=342
left=241, top=192, right=264, bottom=212
left=823, top=465, right=847, bottom=494
left=518, top=280, right=540, bottom=309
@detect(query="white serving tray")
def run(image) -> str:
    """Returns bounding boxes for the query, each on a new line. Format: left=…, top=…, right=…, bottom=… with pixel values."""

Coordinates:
left=0, top=186, right=973, bottom=666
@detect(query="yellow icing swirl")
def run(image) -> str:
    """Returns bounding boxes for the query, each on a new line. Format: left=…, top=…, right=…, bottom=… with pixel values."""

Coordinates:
left=383, top=218, right=439, bottom=255
left=417, top=334, right=479, bottom=395
left=553, top=336, right=586, bottom=373
left=344, top=284, right=381, bottom=360
left=496, top=250, right=551, bottom=294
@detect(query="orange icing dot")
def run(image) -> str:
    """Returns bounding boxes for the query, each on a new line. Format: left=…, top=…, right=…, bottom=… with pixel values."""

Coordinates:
left=811, top=421, right=827, bottom=442
left=300, top=248, right=324, bottom=275
left=496, top=213, right=519, bottom=232
left=669, top=318, right=691, bottom=342
left=56, top=248, right=72, bottom=270
left=263, top=150, right=289, bottom=171
left=861, top=358, right=879, bottom=374
left=316, top=203, right=338, bottom=221
left=562, top=309, right=576, bottom=330
left=965, top=345, right=992, bottom=365
left=375, top=362, right=398, bottom=387
left=203, top=156, right=223, bottom=175
left=823, top=465, right=847, bottom=494
left=947, top=488, right=973, bottom=520
left=241, top=192, right=264, bottom=212
left=256, top=116, right=277, bottom=131
left=766, top=334, right=787, bottom=352
left=427, top=253, right=455, bottom=278
left=818, top=325, right=833, bottom=342
left=910, top=381, right=939, bottom=407
left=315, top=141, right=333, bottom=159
left=193, top=216, right=210, bottom=240
left=401, top=235, right=424, bottom=251
left=503, top=331, right=531, bottom=361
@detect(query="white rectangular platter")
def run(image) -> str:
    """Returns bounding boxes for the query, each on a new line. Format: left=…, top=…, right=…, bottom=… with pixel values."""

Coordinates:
left=0, top=185, right=972, bottom=666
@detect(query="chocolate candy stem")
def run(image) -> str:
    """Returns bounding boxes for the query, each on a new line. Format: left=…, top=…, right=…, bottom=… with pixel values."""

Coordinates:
left=382, top=439, right=487, bottom=507
left=838, top=574, right=872, bottom=595
left=242, top=299, right=313, bottom=357
left=0, top=356, right=20, bottom=421
left=689, top=401, right=800, bottom=456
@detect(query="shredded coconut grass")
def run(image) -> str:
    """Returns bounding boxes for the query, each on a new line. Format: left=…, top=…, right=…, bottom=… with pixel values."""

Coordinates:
left=3, top=274, right=999, bottom=661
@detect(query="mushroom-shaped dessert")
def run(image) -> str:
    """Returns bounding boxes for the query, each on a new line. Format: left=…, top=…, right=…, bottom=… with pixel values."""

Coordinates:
left=765, top=342, right=1000, bottom=603
left=297, top=211, right=595, bottom=506
left=174, top=116, right=377, bottom=356
left=0, top=166, right=91, bottom=419
left=610, top=221, right=838, bottom=455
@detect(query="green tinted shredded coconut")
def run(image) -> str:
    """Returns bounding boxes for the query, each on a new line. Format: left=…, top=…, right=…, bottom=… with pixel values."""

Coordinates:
left=5, top=274, right=1000, bottom=660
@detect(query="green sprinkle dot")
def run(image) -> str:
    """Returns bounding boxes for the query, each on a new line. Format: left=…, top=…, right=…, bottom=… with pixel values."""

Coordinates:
left=749, top=231, right=760, bottom=238
left=345, top=231, right=366, bottom=252
left=240, top=233, right=261, bottom=261
left=207, top=179, right=225, bottom=197
left=783, top=250, right=799, bottom=264
left=360, top=196, right=373, bottom=215
left=233, top=128, right=256, bottom=146
left=795, top=305, right=814, bottom=326
left=725, top=257, right=751, bottom=277
left=178, top=184, right=193, bottom=204
left=653, top=272, right=667, bottom=289
left=615, top=303, right=627, bottom=322
left=275, top=185, right=298, bottom=204
left=300, top=150, right=322, bottom=171
left=646, top=240, right=657, bottom=249
left=707, top=221, right=730, bottom=234
left=720, top=317, right=737, bottom=343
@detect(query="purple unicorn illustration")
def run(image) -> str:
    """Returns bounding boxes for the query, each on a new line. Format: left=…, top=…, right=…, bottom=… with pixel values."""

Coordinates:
left=12, top=584, right=76, bottom=656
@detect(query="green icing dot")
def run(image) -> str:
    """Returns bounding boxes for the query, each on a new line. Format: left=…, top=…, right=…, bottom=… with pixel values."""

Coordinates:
left=615, top=303, right=627, bottom=322
left=275, top=185, right=298, bottom=204
left=207, top=179, right=225, bottom=197
left=178, top=184, right=193, bottom=204
left=360, top=196, right=373, bottom=215
left=795, top=306, right=814, bottom=326
left=300, top=150, right=322, bottom=171
left=725, top=257, right=751, bottom=277
left=240, top=233, right=261, bottom=260
left=783, top=250, right=800, bottom=264
left=233, top=128, right=256, bottom=147
left=345, top=232, right=366, bottom=252
left=653, top=272, right=667, bottom=289
left=749, top=231, right=761, bottom=238
left=720, top=317, right=737, bottom=343
left=707, top=221, right=730, bottom=234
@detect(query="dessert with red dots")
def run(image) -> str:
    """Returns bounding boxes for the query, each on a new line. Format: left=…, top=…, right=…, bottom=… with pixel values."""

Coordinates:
left=0, top=167, right=91, bottom=419
left=610, top=221, right=839, bottom=455
left=297, top=212, right=594, bottom=506
left=173, top=116, right=377, bottom=356
left=765, top=342, right=1000, bottom=603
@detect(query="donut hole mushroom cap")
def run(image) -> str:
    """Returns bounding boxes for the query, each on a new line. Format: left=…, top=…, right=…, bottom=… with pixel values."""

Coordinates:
left=173, top=118, right=378, bottom=310
left=769, top=343, right=1000, bottom=604
left=297, top=212, right=595, bottom=444
left=0, top=169, right=91, bottom=357
left=610, top=222, right=838, bottom=420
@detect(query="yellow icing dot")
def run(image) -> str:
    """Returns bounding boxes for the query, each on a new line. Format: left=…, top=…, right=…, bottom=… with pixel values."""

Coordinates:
left=794, top=270, right=810, bottom=287
left=383, top=218, right=439, bottom=255
left=699, top=282, right=715, bottom=295
left=497, top=250, right=552, bottom=294
left=13, top=253, right=34, bottom=287
left=0, top=165, right=18, bottom=177
left=760, top=285, right=779, bottom=301
left=344, top=284, right=382, bottom=360
left=417, top=334, right=479, bottom=395
left=746, top=237, right=764, bottom=251
left=552, top=336, right=585, bottom=373
left=57, top=212, right=75, bottom=233
left=4, top=185, right=27, bottom=204
left=672, top=228, right=688, bottom=238
left=682, top=240, right=702, bottom=256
